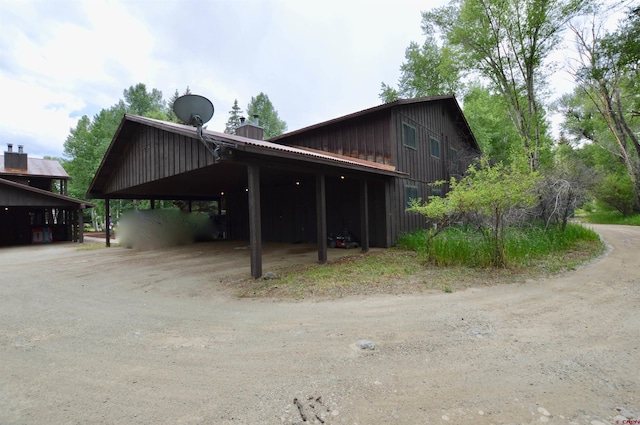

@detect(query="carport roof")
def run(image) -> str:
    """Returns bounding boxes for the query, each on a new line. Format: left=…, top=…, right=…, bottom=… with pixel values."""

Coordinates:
left=0, top=178, right=94, bottom=208
left=88, top=114, right=406, bottom=198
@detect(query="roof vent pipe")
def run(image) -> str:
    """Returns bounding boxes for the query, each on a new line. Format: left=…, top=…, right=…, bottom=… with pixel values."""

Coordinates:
left=7, top=143, right=12, bottom=152
left=240, top=116, right=245, bottom=124
left=18, top=145, right=23, bottom=153
left=253, top=114, right=259, bottom=126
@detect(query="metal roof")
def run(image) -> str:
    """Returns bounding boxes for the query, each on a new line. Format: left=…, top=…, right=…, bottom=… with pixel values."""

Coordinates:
left=124, top=114, right=403, bottom=175
left=0, top=156, right=70, bottom=179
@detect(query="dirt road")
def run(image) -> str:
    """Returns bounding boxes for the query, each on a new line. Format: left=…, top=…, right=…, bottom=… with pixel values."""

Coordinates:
left=0, top=225, right=638, bottom=425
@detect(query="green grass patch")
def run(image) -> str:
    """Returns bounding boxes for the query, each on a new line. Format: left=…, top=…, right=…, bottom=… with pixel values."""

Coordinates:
left=397, top=223, right=602, bottom=269
left=579, top=209, right=640, bottom=225
left=234, top=222, right=604, bottom=300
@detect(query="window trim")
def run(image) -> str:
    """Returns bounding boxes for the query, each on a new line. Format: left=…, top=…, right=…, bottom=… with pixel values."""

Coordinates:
left=404, top=185, right=419, bottom=209
left=402, top=122, right=417, bottom=150
left=430, top=136, right=441, bottom=159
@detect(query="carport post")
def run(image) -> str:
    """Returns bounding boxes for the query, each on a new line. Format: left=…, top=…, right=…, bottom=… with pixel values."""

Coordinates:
left=78, top=208, right=84, bottom=243
left=360, top=179, right=369, bottom=252
left=316, top=173, right=327, bottom=264
left=248, top=164, right=262, bottom=278
left=105, top=198, right=110, bottom=247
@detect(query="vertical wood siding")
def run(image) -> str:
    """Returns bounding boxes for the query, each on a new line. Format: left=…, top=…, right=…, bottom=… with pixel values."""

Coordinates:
left=105, top=127, right=215, bottom=193
left=277, top=111, right=393, bottom=166
left=388, top=102, right=481, bottom=242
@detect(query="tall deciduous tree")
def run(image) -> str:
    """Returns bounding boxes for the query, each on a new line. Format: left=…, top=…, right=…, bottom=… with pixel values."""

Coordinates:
left=462, top=84, right=522, bottom=165
left=565, top=6, right=640, bottom=213
left=246, top=92, right=287, bottom=139
left=120, top=83, right=167, bottom=119
left=224, top=99, right=243, bottom=134
left=379, top=27, right=461, bottom=103
left=425, top=0, right=592, bottom=170
left=63, top=83, right=170, bottom=227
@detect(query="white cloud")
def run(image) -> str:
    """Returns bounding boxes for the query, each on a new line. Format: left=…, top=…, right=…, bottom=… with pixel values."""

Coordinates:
left=11, top=0, right=624, bottom=159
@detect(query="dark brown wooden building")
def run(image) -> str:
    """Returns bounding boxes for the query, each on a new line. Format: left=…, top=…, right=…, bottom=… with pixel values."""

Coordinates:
left=0, top=145, right=92, bottom=246
left=87, top=96, right=480, bottom=277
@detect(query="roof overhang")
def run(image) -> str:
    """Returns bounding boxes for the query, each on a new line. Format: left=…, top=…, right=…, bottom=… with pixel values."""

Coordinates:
left=0, top=178, right=94, bottom=208
left=87, top=114, right=406, bottom=199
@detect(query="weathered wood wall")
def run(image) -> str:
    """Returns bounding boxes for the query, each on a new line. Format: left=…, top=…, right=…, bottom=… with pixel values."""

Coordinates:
left=104, top=127, right=215, bottom=194
left=387, top=103, right=481, bottom=243
left=276, top=111, right=394, bottom=165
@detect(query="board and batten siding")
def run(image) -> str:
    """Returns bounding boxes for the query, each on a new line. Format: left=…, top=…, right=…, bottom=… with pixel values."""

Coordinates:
left=388, top=102, right=479, bottom=242
left=104, top=127, right=215, bottom=194
left=276, top=111, right=394, bottom=165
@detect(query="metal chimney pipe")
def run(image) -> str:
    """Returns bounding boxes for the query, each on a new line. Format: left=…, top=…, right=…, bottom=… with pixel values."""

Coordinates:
left=253, top=115, right=259, bottom=126
left=18, top=145, right=23, bottom=153
left=7, top=143, right=12, bottom=152
left=240, top=117, right=246, bottom=124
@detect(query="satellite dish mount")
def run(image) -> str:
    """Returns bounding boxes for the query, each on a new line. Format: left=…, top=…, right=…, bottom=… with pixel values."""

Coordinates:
left=173, top=94, right=227, bottom=161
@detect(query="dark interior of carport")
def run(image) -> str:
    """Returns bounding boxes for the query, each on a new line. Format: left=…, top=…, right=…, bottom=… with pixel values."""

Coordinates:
left=89, top=117, right=397, bottom=277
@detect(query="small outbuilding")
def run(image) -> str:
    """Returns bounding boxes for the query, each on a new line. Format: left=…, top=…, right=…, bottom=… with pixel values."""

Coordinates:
left=0, top=144, right=93, bottom=246
left=87, top=95, right=481, bottom=277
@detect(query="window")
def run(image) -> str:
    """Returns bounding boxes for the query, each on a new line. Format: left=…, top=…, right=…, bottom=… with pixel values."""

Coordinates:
left=430, top=136, right=440, bottom=158
left=431, top=186, right=443, bottom=197
left=449, top=147, right=457, bottom=164
left=404, top=185, right=419, bottom=209
left=402, top=123, right=417, bottom=149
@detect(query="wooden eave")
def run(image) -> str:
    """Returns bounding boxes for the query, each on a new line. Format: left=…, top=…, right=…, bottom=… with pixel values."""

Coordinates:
left=0, top=178, right=94, bottom=208
left=87, top=115, right=406, bottom=199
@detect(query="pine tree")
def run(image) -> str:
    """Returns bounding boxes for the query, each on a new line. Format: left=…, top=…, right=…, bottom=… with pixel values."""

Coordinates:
left=224, top=99, right=243, bottom=134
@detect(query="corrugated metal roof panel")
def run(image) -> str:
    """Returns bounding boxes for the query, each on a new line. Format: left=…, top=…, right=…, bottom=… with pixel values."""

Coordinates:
left=126, top=115, right=403, bottom=175
left=0, top=156, right=70, bottom=179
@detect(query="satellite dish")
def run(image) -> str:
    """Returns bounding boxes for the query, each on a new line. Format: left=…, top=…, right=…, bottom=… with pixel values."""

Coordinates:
left=173, top=94, right=214, bottom=126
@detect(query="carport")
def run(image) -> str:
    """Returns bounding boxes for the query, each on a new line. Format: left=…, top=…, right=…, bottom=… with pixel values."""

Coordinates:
left=87, top=115, right=405, bottom=278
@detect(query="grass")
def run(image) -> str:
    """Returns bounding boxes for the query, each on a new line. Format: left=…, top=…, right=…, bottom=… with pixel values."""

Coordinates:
left=578, top=209, right=640, bottom=225
left=235, top=222, right=605, bottom=300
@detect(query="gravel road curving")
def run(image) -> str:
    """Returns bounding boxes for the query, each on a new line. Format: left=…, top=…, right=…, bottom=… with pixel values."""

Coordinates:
left=0, top=224, right=638, bottom=425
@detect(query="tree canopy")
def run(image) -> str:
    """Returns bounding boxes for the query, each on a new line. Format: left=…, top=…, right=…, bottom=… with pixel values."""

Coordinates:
left=246, top=92, right=287, bottom=139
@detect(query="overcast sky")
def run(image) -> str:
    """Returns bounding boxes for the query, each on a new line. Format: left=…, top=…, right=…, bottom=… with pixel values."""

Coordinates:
left=0, top=0, right=447, bottom=158
left=0, top=0, right=626, bottom=159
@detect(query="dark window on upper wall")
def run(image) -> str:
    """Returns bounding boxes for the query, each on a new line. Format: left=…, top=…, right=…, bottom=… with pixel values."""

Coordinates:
left=430, top=136, right=440, bottom=158
left=404, top=185, right=419, bottom=208
left=402, top=123, right=417, bottom=149
left=449, top=147, right=457, bottom=164
left=431, top=186, right=443, bottom=197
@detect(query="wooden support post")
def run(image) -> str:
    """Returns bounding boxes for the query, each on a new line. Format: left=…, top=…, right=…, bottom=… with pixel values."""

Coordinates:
left=384, top=179, right=393, bottom=248
left=316, top=173, right=327, bottom=264
left=78, top=208, right=84, bottom=243
left=150, top=199, right=155, bottom=209
left=105, top=198, right=111, bottom=247
left=360, top=179, right=370, bottom=252
left=71, top=209, right=77, bottom=242
left=248, top=164, right=262, bottom=278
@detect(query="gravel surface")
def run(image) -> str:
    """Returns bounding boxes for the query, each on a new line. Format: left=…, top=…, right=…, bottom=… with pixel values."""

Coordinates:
left=0, top=224, right=638, bottom=425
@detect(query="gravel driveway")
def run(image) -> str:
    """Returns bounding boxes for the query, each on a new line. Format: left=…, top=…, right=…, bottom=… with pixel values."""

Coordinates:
left=0, top=224, right=638, bottom=425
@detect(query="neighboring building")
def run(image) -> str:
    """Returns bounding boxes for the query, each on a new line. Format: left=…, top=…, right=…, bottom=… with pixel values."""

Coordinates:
left=87, top=96, right=481, bottom=277
left=0, top=144, right=92, bottom=246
